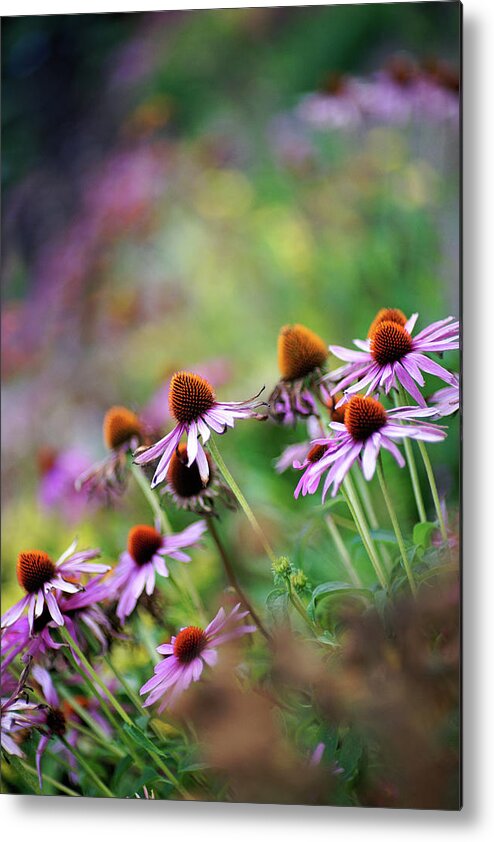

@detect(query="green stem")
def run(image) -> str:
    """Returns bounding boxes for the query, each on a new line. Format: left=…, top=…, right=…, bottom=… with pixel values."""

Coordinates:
left=206, top=516, right=271, bottom=640
left=60, top=629, right=192, bottom=799
left=104, top=655, right=149, bottom=717
left=417, top=439, right=448, bottom=542
left=208, top=437, right=277, bottom=565
left=20, top=761, right=80, bottom=797
left=325, top=514, right=363, bottom=587
left=60, top=627, right=133, bottom=726
left=57, top=685, right=122, bottom=751
left=60, top=737, right=113, bottom=797
left=287, top=582, right=320, bottom=637
left=353, top=467, right=392, bottom=572
left=342, top=475, right=388, bottom=590
left=376, top=460, right=417, bottom=596
left=394, top=386, right=427, bottom=522
left=68, top=719, right=124, bottom=757
left=130, top=461, right=172, bottom=534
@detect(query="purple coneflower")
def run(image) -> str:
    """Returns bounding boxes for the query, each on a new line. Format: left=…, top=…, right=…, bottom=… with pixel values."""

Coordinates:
left=135, top=371, right=264, bottom=487
left=1, top=540, right=108, bottom=632
left=163, top=443, right=235, bottom=514
left=111, top=520, right=207, bottom=623
left=268, top=324, right=328, bottom=425
left=38, top=447, right=100, bottom=523
left=294, top=395, right=446, bottom=501
left=140, top=604, right=256, bottom=712
left=1, top=670, right=41, bottom=759
left=77, top=405, right=144, bottom=501
left=328, top=310, right=459, bottom=406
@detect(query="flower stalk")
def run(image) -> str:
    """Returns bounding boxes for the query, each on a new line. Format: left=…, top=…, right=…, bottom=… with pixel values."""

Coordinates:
left=416, top=439, right=448, bottom=542
left=325, top=514, right=363, bottom=587
left=208, top=436, right=277, bottom=565
left=206, top=515, right=271, bottom=641
left=342, top=475, right=388, bottom=590
left=376, top=459, right=417, bottom=596
left=395, top=386, right=427, bottom=522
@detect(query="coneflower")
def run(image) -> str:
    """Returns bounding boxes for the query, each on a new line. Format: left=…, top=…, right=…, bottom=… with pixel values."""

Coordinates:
left=134, top=371, right=264, bottom=488
left=268, top=324, right=328, bottom=424
left=110, top=519, right=207, bottom=623
left=328, top=311, right=459, bottom=406
left=163, top=443, right=235, bottom=513
left=294, top=395, right=446, bottom=500
left=140, top=604, right=256, bottom=712
left=77, top=405, right=144, bottom=501
left=1, top=540, right=108, bottom=632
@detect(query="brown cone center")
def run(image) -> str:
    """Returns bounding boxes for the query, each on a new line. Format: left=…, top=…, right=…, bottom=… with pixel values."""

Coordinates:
left=17, top=551, right=56, bottom=594
left=103, top=406, right=142, bottom=451
left=370, top=320, right=413, bottom=366
left=169, top=372, right=216, bottom=423
left=344, top=396, right=387, bottom=441
left=128, top=525, right=163, bottom=566
left=173, top=626, right=208, bottom=664
left=278, top=324, right=328, bottom=381
left=168, top=444, right=212, bottom=497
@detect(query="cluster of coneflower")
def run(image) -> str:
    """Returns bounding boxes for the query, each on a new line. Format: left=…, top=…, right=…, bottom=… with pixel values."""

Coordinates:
left=1, top=305, right=458, bottom=797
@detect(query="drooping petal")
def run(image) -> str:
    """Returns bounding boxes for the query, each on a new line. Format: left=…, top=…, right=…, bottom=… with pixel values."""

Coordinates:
left=361, top=434, right=381, bottom=481
left=45, top=591, right=64, bottom=626
left=1, top=594, right=31, bottom=628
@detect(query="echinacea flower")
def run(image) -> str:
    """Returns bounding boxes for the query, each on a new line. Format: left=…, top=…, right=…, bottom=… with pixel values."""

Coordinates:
left=140, top=604, right=256, bottom=712
left=294, top=395, right=446, bottom=501
left=76, top=405, right=144, bottom=501
left=328, top=311, right=459, bottom=407
left=268, top=324, right=328, bottom=425
left=111, top=520, right=207, bottom=623
left=429, top=375, right=460, bottom=418
left=163, top=443, right=235, bottom=514
left=135, top=371, right=265, bottom=487
left=1, top=665, right=41, bottom=759
left=1, top=694, right=41, bottom=759
left=1, top=540, right=108, bottom=633
left=37, top=447, right=101, bottom=523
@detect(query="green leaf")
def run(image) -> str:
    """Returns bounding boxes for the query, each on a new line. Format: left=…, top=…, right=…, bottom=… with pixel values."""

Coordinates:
left=266, top=587, right=289, bottom=620
left=412, top=521, right=437, bottom=550
left=123, top=724, right=168, bottom=759
left=308, top=581, right=373, bottom=621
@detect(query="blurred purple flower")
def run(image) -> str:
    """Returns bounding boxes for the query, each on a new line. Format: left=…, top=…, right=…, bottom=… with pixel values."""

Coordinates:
left=38, top=447, right=101, bottom=523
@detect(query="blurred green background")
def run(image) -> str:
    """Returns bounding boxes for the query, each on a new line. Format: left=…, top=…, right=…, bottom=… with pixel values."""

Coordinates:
left=1, top=4, right=460, bottom=614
